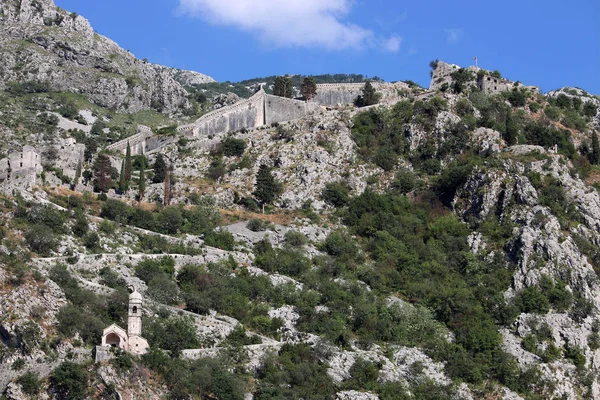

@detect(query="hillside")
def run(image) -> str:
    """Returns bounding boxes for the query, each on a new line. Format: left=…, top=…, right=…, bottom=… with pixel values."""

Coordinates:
left=1, top=5, right=600, bottom=400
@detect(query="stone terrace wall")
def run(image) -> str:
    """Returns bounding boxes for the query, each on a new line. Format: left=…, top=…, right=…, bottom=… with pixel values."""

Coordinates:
left=264, top=94, right=318, bottom=125
left=192, top=90, right=265, bottom=137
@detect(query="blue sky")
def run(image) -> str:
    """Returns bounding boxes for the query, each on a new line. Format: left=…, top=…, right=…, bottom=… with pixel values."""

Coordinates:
left=55, top=0, right=599, bottom=93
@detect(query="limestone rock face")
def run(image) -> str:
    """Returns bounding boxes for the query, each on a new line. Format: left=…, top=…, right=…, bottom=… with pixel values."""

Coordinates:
left=0, top=0, right=214, bottom=113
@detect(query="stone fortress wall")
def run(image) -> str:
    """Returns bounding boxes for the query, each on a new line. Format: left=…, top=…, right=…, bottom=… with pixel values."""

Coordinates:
left=264, top=93, right=319, bottom=124
left=430, top=60, right=539, bottom=94
left=192, top=90, right=265, bottom=137
left=105, top=81, right=410, bottom=156
left=106, top=125, right=154, bottom=154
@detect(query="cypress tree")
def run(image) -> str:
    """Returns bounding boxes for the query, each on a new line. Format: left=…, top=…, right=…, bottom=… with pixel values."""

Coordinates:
left=124, top=142, right=132, bottom=183
left=119, top=159, right=126, bottom=192
left=273, top=76, right=293, bottom=98
left=138, top=165, right=146, bottom=201
left=152, top=153, right=166, bottom=183
left=72, top=160, right=82, bottom=190
left=505, top=110, right=518, bottom=146
left=591, top=132, right=600, bottom=165
left=163, top=164, right=171, bottom=206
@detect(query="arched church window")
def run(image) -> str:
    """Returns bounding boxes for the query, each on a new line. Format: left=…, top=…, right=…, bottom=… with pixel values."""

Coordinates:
left=132, top=306, right=137, bottom=314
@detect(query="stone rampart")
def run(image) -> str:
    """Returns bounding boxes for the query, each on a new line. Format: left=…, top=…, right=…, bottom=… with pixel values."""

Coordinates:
left=106, top=125, right=155, bottom=154
left=314, top=82, right=409, bottom=106
left=314, top=83, right=364, bottom=106
left=192, top=90, right=265, bottom=137
left=264, top=94, right=318, bottom=125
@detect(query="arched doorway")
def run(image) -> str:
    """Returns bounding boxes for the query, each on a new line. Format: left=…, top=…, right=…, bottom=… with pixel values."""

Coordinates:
left=105, top=332, right=122, bottom=347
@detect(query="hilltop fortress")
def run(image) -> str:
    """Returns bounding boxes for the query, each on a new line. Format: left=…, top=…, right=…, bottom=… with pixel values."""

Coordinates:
left=108, top=81, right=410, bottom=156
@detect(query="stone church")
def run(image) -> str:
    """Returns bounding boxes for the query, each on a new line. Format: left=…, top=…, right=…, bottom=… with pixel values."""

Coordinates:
left=98, top=288, right=149, bottom=356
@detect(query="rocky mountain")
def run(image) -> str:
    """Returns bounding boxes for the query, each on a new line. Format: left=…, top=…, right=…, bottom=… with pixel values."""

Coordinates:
left=0, top=0, right=214, bottom=113
left=1, top=5, right=600, bottom=398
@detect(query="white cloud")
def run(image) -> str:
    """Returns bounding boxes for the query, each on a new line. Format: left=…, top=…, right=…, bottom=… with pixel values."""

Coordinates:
left=177, top=0, right=381, bottom=50
left=382, top=36, right=402, bottom=53
left=444, top=28, right=463, bottom=44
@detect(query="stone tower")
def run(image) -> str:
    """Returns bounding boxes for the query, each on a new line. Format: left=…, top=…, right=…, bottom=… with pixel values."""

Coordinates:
left=128, top=289, right=143, bottom=337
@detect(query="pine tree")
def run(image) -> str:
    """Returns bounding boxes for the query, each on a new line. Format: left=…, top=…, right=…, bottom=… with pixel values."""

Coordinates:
left=300, top=77, right=317, bottom=101
left=273, top=76, right=293, bottom=98
left=138, top=165, right=146, bottom=201
left=505, top=110, right=518, bottom=146
left=253, top=164, right=283, bottom=211
left=152, top=153, right=166, bottom=183
left=591, top=132, right=600, bottom=165
left=357, top=81, right=380, bottom=107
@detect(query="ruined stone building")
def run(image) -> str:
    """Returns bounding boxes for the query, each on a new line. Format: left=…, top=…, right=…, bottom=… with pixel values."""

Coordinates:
left=0, top=146, right=42, bottom=187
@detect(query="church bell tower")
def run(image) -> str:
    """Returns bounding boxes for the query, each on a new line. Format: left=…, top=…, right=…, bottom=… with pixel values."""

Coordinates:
left=128, top=289, right=143, bottom=337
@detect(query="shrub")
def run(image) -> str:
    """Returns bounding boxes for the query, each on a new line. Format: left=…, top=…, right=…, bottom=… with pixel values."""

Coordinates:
left=83, top=232, right=100, bottom=249
left=544, top=106, right=561, bottom=121
left=50, top=362, right=89, bottom=400
left=392, top=170, right=418, bottom=194
left=346, top=358, right=380, bottom=390
left=517, top=286, right=550, bottom=314
left=204, top=230, right=236, bottom=251
left=321, top=231, right=358, bottom=261
left=507, top=89, right=527, bottom=107
left=144, top=316, right=200, bottom=356
left=221, top=137, right=246, bottom=157
left=246, top=218, right=269, bottom=232
left=284, top=230, right=308, bottom=247
left=135, top=257, right=175, bottom=283
left=17, top=371, right=41, bottom=395
left=147, top=274, right=180, bottom=305
left=25, top=224, right=58, bottom=255
left=322, top=181, right=351, bottom=207
left=583, top=102, right=598, bottom=117
left=100, top=199, right=130, bottom=224
left=156, top=206, right=183, bottom=234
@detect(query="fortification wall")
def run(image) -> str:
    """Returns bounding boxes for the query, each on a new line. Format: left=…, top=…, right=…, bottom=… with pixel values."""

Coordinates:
left=314, top=83, right=364, bottom=106
left=314, top=82, right=409, bottom=106
left=193, top=91, right=265, bottom=137
left=106, top=125, right=154, bottom=154
left=264, top=94, right=318, bottom=124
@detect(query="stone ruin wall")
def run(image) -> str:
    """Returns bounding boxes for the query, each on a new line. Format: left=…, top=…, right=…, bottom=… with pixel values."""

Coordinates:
left=105, top=125, right=155, bottom=155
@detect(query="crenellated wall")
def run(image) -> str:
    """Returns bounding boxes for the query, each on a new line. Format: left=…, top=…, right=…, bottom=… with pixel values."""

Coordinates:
left=314, top=82, right=410, bottom=106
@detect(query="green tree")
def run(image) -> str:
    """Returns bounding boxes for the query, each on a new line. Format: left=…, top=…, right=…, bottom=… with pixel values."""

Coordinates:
left=118, top=159, right=126, bottom=192
left=93, top=153, right=113, bottom=193
left=138, top=164, right=146, bottom=200
left=591, top=132, right=600, bottom=165
left=505, top=110, right=518, bottom=146
left=50, top=362, right=89, bottom=400
left=253, top=164, right=283, bottom=210
left=152, top=153, right=166, bottom=183
left=273, top=76, right=293, bottom=98
left=124, top=142, right=132, bottom=185
left=357, top=81, right=380, bottom=107
left=300, top=77, right=317, bottom=101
